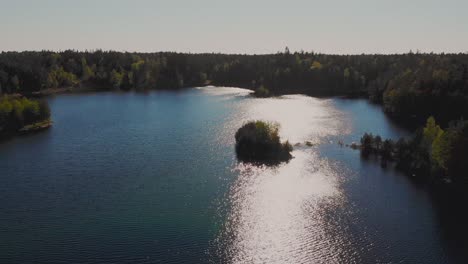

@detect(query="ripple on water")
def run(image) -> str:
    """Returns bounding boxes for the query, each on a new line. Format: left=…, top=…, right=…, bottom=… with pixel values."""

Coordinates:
left=198, top=88, right=358, bottom=263
left=216, top=150, right=352, bottom=264
left=3, top=88, right=444, bottom=264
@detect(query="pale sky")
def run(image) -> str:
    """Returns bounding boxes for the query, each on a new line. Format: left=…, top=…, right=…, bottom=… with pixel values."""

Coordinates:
left=1, top=0, right=467, bottom=54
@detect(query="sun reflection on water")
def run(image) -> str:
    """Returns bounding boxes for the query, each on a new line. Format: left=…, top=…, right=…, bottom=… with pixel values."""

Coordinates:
left=247, top=95, right=345, bottom=144
left=221, top=151, right=346, bottom=263
left=200, top=87, right=353, bottom=263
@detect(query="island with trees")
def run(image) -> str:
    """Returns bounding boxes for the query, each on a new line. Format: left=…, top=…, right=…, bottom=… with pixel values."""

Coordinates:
left=359, top=117, right=468, bottom=185
left=0, top=95, right=51, bottom=141
left=252, top=86, right=271, bottom=98
left=235, top=121, right=292, bottom=163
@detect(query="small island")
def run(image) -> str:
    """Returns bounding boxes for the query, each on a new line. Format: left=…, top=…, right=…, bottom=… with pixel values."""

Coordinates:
left=0, top=95, right=51, bottom=141
left=253, top=86, right=271, bottom=98
left=235, top=120, right=292, bottom=163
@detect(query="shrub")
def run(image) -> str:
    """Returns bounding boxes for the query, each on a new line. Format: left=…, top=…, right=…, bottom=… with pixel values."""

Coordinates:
left=253, top=86, right=270, bottom=98
left=235, top=121, right=292, bottom=163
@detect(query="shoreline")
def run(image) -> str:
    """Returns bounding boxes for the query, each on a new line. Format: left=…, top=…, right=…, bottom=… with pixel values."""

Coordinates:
left=23, top=82, right=369, bottom=99
left=1, top=119, right=52, bottom=143
left=18, top=119, right=53, bottom=135
left=25, top=84, right=205, bottom=98
left=27, top=85, right=106, bottom=97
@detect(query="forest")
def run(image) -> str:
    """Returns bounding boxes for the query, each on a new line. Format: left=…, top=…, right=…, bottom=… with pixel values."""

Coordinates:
left=1, top=50, right=468, bottom=162
left=1, top=49, right=467, bottom=127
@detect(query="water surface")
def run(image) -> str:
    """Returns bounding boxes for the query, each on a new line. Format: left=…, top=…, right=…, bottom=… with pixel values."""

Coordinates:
left=0, top=87, right=465, bottom=263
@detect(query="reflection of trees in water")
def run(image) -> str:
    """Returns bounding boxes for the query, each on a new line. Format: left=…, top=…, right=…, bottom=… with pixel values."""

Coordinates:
left=430, top=187, right=468, bottom=263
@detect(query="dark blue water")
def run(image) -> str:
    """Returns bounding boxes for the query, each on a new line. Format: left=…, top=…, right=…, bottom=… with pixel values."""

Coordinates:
left=0, top=88, right=466, bottom=263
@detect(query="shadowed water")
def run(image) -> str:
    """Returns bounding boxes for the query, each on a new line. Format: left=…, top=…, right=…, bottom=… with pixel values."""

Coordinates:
left=0, top=87, right=466, bottom=263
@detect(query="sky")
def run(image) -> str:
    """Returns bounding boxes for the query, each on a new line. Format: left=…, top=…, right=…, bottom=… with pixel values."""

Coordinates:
left=1, top=0, right=467, bottom=54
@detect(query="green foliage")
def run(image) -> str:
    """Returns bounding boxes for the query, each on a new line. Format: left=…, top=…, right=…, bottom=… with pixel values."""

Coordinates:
left=131, top=60, right=145, bottom=72
left=46, top=67, right=78, bottom=88
left=235, top=121, right=292, bottom=163
left=360, top=117, right=468, bottom=183
left=254, top=121, right=280, bottom=142
left=310, top=61, right=323, bottom=70
left=423, top=116, right=444, bottom=145
left=109, top=70, right=123, bottom=89
left=81, top=58, right=95, bottom=81
left=431, top=129, right=455, bottom=170
left=420, top=116, right=461, bottom=173
left=343, top=68, right=351, bottom=79
left=0, top=96, right=51, bottom=139
left=253, top=85, right=270, bottom=97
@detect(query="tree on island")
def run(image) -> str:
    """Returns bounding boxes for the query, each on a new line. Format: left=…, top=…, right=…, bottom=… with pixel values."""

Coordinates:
left=235, top=121, right=292, bottom=163
left=253, top=85, right=270, bottom=98
left=0, top=96, right=51, bottom=140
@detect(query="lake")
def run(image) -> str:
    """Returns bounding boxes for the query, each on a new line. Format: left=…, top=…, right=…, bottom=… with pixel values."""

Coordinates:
left=0, top=87, right=466, bottom=263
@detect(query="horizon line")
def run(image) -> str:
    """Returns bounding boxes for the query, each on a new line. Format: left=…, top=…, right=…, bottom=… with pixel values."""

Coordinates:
left=2, top=48, right=468, bottom=56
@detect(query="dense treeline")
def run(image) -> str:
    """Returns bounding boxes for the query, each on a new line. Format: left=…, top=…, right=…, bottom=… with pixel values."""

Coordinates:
left=0, top=95, right=51, bottom=140
left=360, top=117, right=468, bottom=185
left=1, top=49, right=467, bottom=126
